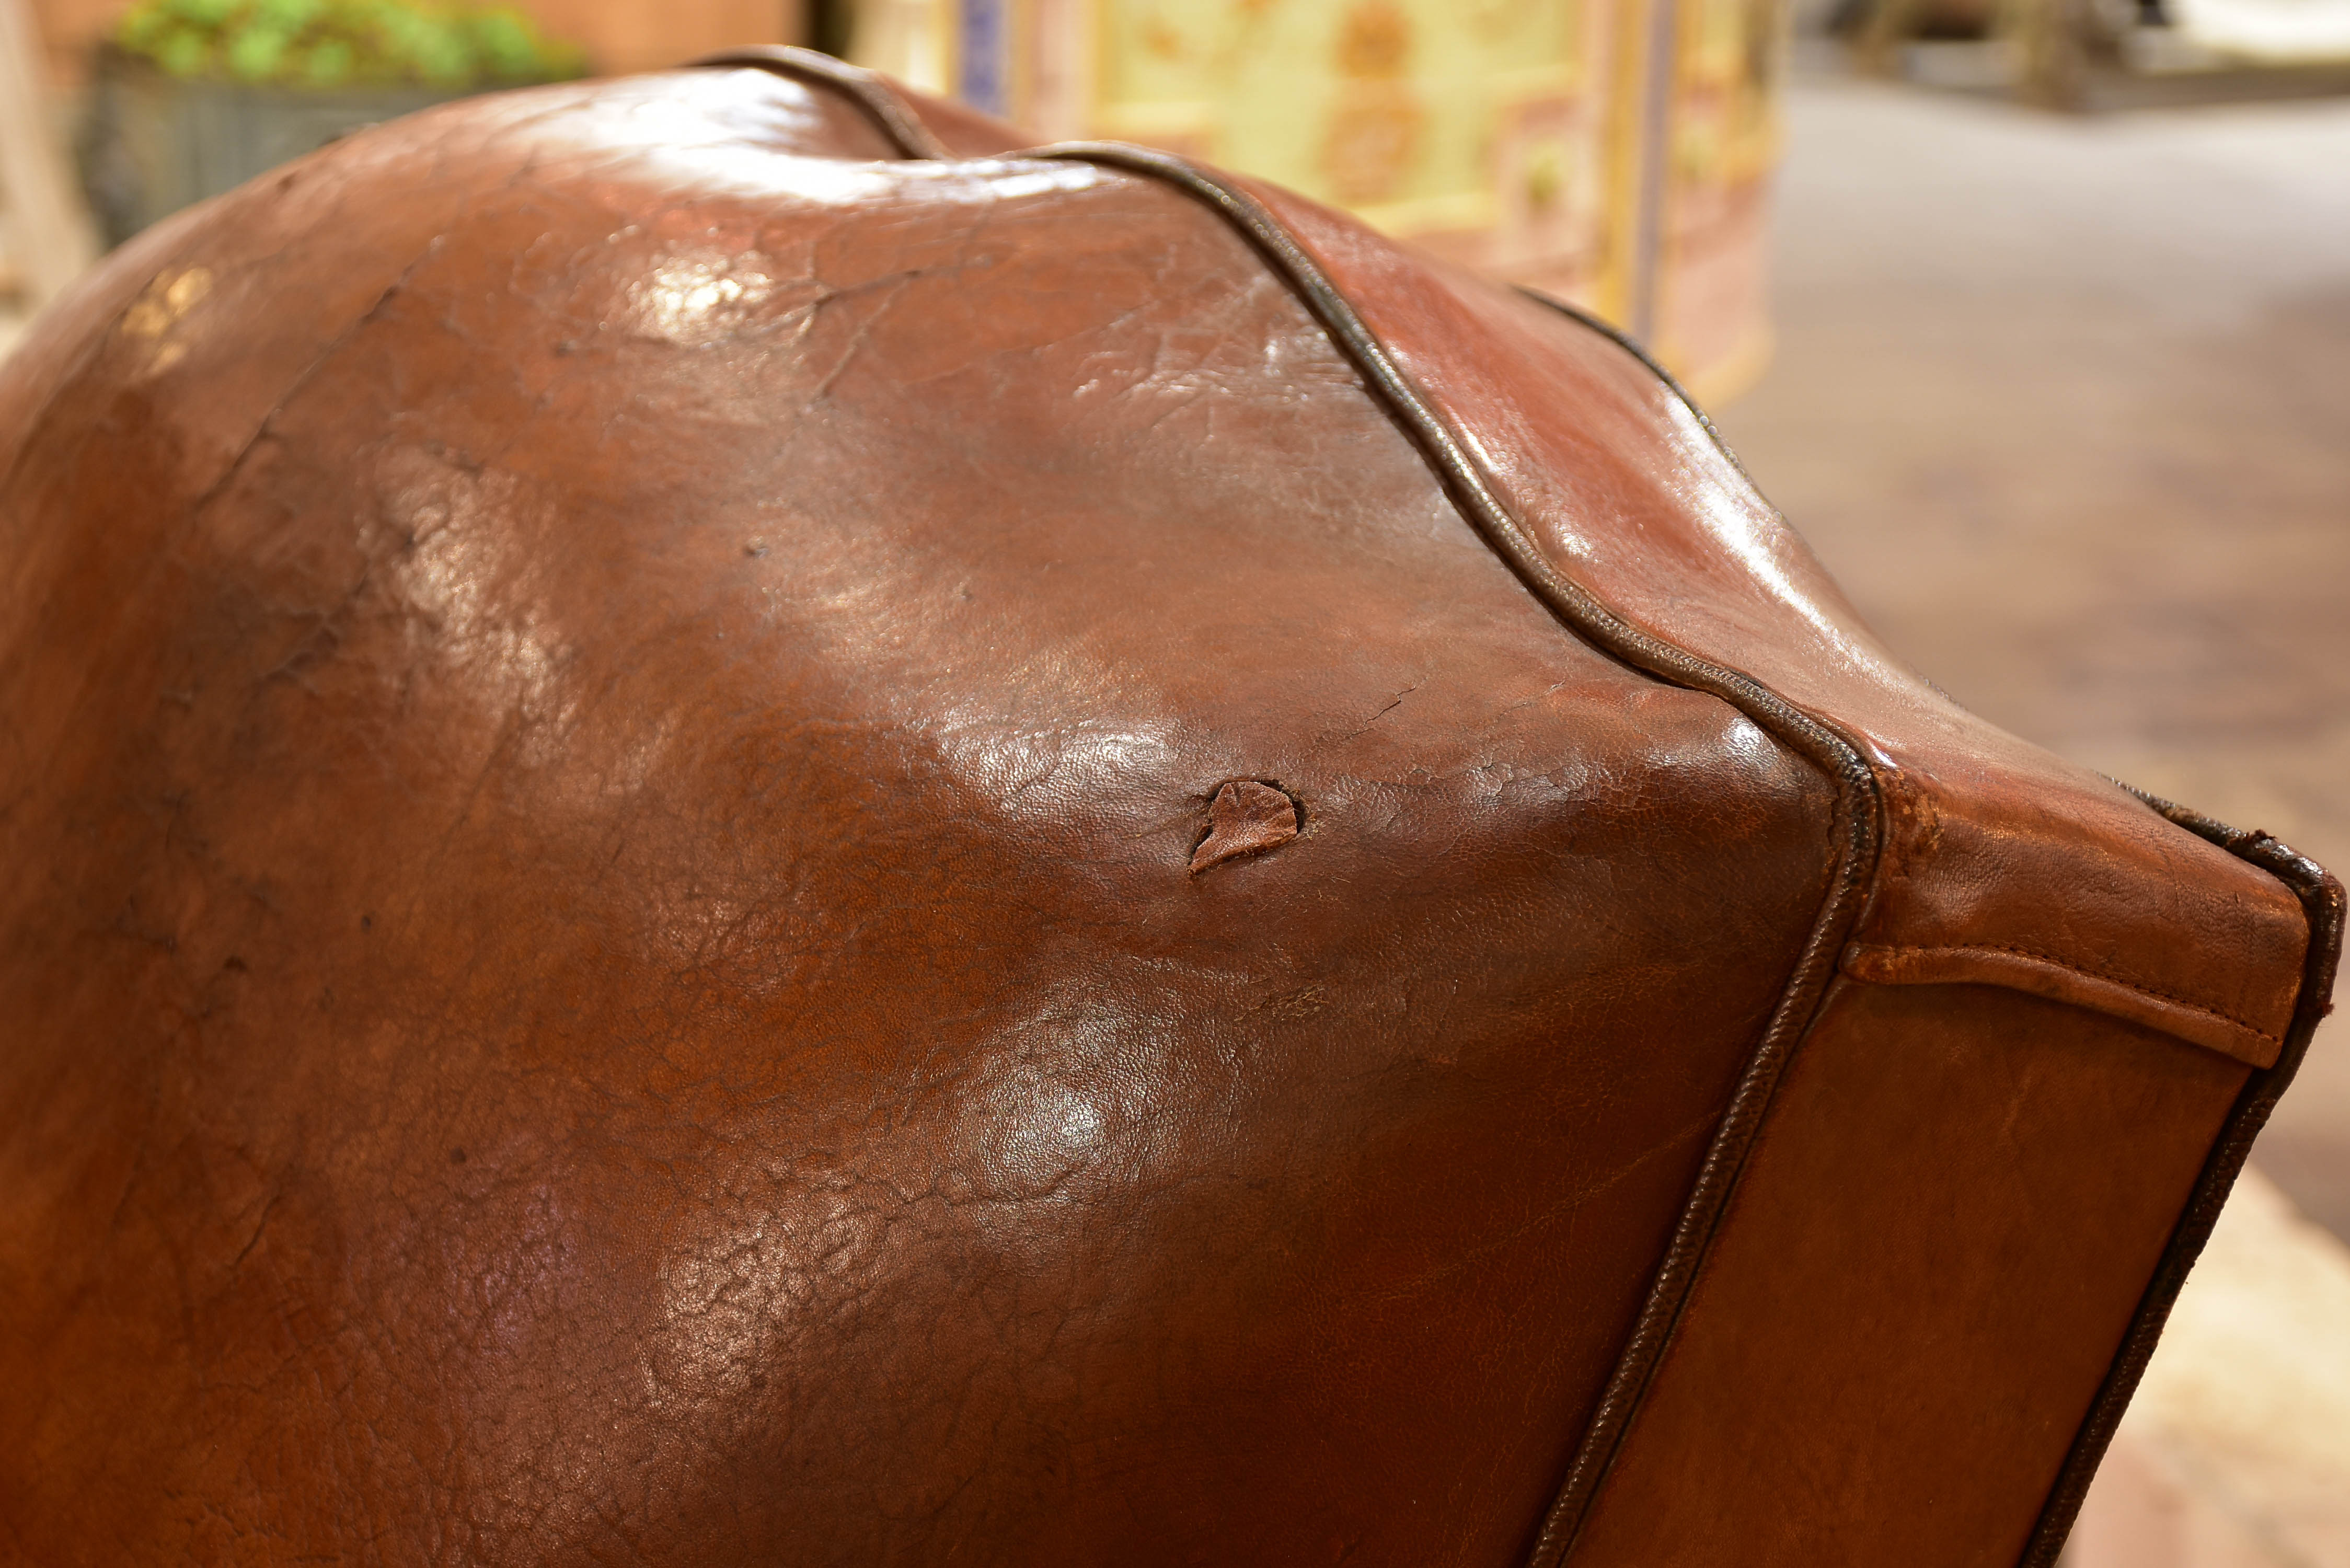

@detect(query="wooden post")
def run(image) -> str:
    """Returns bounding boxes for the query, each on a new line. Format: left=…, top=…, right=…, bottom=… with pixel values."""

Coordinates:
left=0, top=0, right=97, bottom=307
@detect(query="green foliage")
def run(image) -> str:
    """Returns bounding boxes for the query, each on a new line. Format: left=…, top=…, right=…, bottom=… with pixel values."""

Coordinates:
left=112, top=0, right=588, bottom=89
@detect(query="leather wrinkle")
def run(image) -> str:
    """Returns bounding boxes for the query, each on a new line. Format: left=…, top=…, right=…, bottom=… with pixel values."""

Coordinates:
left=0, top=211, right=465, bottom=791
left=175, top=236, right=449, bottom=539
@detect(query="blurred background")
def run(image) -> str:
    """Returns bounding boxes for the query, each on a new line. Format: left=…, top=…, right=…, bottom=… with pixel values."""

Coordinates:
left=2, top=0, right=2346, bottom=1561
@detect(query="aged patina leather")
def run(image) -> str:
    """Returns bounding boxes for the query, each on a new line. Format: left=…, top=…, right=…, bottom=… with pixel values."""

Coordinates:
left=1, top=50, right=2339, bottom=1567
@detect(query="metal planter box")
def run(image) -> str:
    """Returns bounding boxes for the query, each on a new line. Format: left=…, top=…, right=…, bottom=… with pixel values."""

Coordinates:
left=82, top=49, right=465, bottom=245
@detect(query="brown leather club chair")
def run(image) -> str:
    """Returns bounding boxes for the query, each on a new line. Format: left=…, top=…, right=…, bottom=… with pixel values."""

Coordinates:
left=0, top=49, right=2337, bottom=1568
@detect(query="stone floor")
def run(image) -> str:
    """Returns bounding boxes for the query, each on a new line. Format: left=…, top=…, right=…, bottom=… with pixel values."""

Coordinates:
left=1714, top=72, right=2350, bottom=1245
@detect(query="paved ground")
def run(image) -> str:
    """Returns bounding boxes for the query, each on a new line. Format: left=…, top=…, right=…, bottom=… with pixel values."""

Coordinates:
left=1714, top=71, right=2350, bottom=1244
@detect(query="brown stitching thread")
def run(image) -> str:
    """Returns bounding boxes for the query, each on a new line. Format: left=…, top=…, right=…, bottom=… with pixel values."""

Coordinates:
left=1849, top=940, right=2284, bottom=1043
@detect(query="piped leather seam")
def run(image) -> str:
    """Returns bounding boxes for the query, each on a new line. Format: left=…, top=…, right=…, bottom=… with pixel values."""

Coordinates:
left=1842, top=940, right=2285, bottom=1044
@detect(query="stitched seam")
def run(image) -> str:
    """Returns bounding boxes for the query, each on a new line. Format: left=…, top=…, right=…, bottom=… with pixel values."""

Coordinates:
left=1854, top=941, right=2282, bottom=1042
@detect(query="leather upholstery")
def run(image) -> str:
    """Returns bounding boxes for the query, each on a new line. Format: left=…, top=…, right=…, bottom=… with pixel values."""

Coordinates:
left=0, top=51, right=2337, bottom=1567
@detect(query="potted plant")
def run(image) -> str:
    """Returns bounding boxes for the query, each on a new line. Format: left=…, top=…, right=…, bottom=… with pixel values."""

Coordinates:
left=83, top=0, right=586, bottom=245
